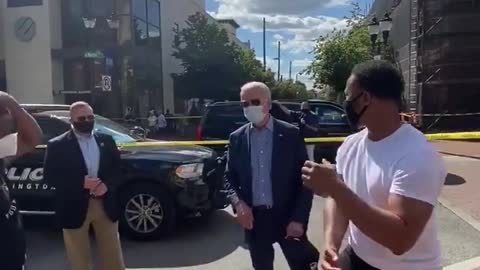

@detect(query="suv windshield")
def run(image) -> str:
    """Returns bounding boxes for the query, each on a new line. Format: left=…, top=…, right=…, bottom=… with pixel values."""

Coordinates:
left=45, top=111, right=140, bottom=144
left=94, top=116, right=140, bottom=144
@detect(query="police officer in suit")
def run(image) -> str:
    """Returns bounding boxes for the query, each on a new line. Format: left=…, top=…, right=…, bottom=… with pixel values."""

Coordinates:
left=0, top=92, right=42, bottom=270
left=225, top=82, right=319, bottom=270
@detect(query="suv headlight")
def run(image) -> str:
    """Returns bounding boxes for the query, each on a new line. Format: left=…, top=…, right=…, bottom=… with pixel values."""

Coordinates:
left=175, top=163, right=204, bottom=179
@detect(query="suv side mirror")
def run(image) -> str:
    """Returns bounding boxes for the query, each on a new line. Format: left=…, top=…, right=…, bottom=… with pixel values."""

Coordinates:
left=130, top=126, right=146, bottom=140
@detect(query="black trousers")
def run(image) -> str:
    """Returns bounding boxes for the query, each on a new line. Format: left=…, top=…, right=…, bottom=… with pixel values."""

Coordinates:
left=0, top=212, right=26, bottom=270
left=246, top=208, right=319, bottom=270
left=338, top=245, right=380, bottom=270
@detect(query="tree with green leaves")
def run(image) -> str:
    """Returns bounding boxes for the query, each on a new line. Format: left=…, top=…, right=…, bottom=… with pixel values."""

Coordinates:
left=306, top=3, right=377, bottom=102
left=172, top=12, right=274, bottom=101
left=271, top=80, right=312, bottom=100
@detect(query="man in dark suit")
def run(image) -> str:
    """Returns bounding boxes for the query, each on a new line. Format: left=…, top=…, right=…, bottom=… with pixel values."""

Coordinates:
left=225, top=82, right=318, bottom=270
left=44, top=101, right=125, bottom=270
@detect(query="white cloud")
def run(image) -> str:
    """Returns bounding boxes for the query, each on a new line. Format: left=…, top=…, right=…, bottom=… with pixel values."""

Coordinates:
left=210, top=0, right=349, bottom=54
left=292, top=58, right=312, bottom=68
left=213, top=0, right=349, bottom=16
left=273, top=34, right=284, bottom=41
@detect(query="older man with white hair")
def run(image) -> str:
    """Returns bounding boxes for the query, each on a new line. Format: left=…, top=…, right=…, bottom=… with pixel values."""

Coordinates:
left=44, top=101, right=125, bottom=270
left=225, top=82, right=319, bottom=270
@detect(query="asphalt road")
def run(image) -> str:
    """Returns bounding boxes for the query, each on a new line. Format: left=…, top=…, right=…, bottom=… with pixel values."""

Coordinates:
left=22, top=156, right=480, bottom=270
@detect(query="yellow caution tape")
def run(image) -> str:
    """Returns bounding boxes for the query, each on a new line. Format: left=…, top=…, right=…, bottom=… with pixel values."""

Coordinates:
left=425, top=131, right=480, bottom=141
left=34, top=131, right=480, bottom=150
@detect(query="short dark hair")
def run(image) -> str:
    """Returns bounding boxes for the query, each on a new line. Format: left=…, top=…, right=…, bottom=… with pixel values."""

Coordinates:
left=351, top=60, right=404, bottom=104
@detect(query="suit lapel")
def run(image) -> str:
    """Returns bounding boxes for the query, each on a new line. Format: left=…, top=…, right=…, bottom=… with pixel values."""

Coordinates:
left=242, top=125, right=252, bottom=201
left=67, top=130, right=88, bottom=175
left=271, top=119, right=282, bottom=200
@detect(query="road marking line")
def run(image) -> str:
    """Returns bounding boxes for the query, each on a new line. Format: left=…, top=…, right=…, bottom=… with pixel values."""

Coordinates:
left=444, top=255, right=480, bottom=270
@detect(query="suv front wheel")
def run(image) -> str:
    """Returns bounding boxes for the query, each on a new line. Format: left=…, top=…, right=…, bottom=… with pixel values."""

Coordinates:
left=119, top=183, right=176, bottom=241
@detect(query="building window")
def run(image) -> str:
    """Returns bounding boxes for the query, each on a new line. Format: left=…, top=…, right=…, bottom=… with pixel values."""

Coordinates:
left=133, top=0, right=147, bottom=20
left=87, top=0, right=114, bottom=17
left=147, top=0, right=160, bottom=26
left=134, top=18, right=148, bottom=45
left=132, top=0, right=160, bottom=46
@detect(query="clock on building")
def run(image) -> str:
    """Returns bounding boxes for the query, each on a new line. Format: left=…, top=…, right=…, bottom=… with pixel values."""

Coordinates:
left=14, top=17, right=37, bottom=42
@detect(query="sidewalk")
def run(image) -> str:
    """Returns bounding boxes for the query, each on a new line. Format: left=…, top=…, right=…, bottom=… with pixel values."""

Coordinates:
left=435, top=140, right=480, bottom=269
left=433, top=140, right=480, bottom=159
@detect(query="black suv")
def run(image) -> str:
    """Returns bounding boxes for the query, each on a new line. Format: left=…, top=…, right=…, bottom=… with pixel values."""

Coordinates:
left=197, top=100, right=352, bottom=141
left=197, top=101, right=297, bottom=141
left=8, top=108, right=227, bottom=240
left=197, top=100, right=352, bottom=161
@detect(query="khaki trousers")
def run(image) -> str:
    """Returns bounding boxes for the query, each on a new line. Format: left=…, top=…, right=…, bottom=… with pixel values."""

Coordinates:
left=63, top=199, right=125, bottom=270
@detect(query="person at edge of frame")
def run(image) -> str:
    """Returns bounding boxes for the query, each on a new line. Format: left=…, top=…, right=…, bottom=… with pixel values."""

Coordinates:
left=302, top=60, right=446, bottom=270
left=0, top=92, right=42, bottom=270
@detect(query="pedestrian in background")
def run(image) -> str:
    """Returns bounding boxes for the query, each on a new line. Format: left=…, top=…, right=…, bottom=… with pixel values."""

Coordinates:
left=298, top=102, right=320, bottom=161
left=157, top=110, right=167, bottom=134
left=0, top=92, right=42, bottom=270
left=147, top=110, right=158, bottom=136
left=44, top=102, right=125, bottom=270
left=225, top=82, right=319, bottom=270
left=302, top=61, right=446, bottom=270
left=164, top=109, right=174, bottom=134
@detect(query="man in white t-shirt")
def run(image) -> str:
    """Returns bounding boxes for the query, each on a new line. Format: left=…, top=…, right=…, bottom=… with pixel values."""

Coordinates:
left=301, top=61, right=446, bottom=270
left=0, top=92, right=42, bottom=270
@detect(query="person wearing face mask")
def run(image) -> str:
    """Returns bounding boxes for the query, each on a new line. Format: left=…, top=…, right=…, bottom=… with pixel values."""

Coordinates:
left=224, top=82, right=319, bottom=270
left=44, top=101, right=125, bottom=270
left=297, top=102, right=320, bottom=161
left=0, top=92, right=42, bottom=270
left=301, top=61, right=446, bottom=270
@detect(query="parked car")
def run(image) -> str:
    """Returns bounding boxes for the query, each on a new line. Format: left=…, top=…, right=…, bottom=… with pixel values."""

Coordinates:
left=279, top=101, right=301, bottom=111
left=198, top=100, right=353, bottom=139
left=7, top=109, right=228, bottom=241
left=197, top=100, right=352, bottom=162
left=197, top=101, right=299, bottom=141
left=307, top=100, right=354, bottom=136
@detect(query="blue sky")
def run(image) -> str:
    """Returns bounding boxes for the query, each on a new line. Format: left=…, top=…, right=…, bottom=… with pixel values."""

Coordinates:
left=206, top=0, right=374, bottom=89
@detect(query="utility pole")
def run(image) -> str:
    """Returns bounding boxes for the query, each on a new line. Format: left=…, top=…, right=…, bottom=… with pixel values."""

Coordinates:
left=276, top=41, right=281, bottom=81
left=263, top=17, right=266, bottom=71
left=289, top=61, right=292, bottom=80
left=295, top=73, right=299, bottom=82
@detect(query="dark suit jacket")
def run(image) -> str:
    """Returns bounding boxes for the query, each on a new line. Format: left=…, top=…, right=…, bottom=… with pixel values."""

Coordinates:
left=224, top=118, right=313, bottom=225
left=44, top=130, right=121, bottom=229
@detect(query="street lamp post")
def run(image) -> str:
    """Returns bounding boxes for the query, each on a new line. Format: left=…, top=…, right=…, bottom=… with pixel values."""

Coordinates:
left=82, top=16, right=97, bottom=106
left=380, top=12, right=393, bottom=46
left=368, top=13, right=393, bottom=60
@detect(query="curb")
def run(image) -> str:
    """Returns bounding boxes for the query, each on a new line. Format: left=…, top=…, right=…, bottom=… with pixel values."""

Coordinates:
left=443, top=256, right=480, bottom=270
left=439, top=151, right=480, bottom=160
left=439, top=197, right=480, bottom=270
left=438, top=197, right=480, bottom=237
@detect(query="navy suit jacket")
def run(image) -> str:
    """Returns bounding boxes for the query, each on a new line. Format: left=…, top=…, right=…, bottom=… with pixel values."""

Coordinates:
left=224, top=118, right=313, bottom=225
left=44, top=130, right=121, bottom=229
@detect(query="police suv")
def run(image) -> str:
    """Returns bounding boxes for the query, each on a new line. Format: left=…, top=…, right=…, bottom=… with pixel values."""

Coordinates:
left=7, top=105, right=227, bottom=240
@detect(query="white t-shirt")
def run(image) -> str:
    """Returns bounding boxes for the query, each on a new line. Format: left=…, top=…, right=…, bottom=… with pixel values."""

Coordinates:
left=147, top=115, right=158, bottom=127
left=336, top=124, right=446, bottom=270
left=0, top=133, right=17, bottom=159
left=157, top=114, right=167, bottom=128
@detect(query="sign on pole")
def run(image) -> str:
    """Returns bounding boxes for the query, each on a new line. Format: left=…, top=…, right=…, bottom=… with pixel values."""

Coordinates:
left=101, top=75, right=112, bottom=92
